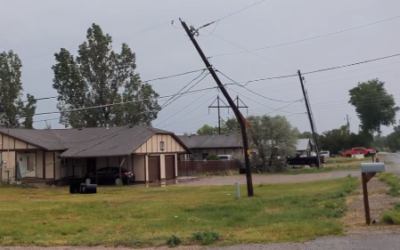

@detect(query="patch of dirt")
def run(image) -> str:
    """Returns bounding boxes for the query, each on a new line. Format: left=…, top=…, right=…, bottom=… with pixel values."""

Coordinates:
left=341, top=177, right=400, bottom=234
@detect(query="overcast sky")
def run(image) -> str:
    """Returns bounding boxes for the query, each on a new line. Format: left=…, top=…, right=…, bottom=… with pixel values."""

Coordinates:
left=1, top=0, right=399, bottom=135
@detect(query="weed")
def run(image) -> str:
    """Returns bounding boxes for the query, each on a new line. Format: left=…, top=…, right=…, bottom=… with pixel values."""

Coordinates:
left=166, top=235, right=182, bottom=247
left=193, top=231, right=220, bottom=245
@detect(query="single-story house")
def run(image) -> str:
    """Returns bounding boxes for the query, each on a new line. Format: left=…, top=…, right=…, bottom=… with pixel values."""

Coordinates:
left=296, top=138, right=315, bottom=156
left=0, top=125, right=191, bottom=185
left=177, top=134, right=243, bottom=160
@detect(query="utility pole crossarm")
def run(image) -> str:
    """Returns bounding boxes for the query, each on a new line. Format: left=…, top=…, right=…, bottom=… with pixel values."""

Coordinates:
left=180, top=18, right=254, bottom=196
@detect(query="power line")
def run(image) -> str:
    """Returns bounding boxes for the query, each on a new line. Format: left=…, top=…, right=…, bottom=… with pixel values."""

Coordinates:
left=161, top=94, right=218, bottom=129
left=209, top=14, right=400, bottom=58
left=161, top=71, right=209, bottom=109
left=226, top=52, right=400, bottom=86
left=217, top=69, right=300, bottom=102
left=195, top=0, right=266, bottom=32
left=156, top=89, right=215, bottom=127
left=5, top=68, right=206, bottom=105
left=17, top=85, right=223, bottom=119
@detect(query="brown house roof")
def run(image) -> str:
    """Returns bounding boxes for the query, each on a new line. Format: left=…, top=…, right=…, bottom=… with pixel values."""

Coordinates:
left=177, top=134, right=243, bottom=149
left=0, top=126, right=190, bottom=158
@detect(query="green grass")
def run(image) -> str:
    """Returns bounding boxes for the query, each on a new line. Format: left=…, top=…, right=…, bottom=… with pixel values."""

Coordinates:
left=0, top=177, right=357, bottom=247
left=283, top=165, right=359, bottom=175
left=379, top=173, right=400, bottom=196
left=325, top=157, right=367, bottom=164
left=379, top=173, right=400, bottom=225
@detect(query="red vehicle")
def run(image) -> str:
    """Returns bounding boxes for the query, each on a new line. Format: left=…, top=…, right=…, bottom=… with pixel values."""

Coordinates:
left=341, top=147, right=376, bottom=157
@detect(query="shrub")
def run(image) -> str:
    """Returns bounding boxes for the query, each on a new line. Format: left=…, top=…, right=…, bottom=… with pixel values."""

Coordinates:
left=192, top=231, right=220, bottom=245
left=205, top=154, right=219, bottom=161
left=166, top=235, right=182, bottom=247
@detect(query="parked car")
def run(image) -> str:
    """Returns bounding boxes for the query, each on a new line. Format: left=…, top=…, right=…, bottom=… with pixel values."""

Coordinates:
left=85, top=167, right=135, bottom=185
left=341, top=147, right=376, bottom=157
left=319, top=150, right=330, bottom=158
left=286, top=154, right=325, bottom=168
left=217, top=155, right=233, bottom=161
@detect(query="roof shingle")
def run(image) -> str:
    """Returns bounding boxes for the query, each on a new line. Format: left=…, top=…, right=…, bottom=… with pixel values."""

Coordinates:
left=0, top=126, right=189, bottom=158
left=177, top=134, right=242, bottom=149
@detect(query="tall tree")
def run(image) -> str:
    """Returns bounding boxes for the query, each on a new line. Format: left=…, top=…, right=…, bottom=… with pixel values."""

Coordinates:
left=0, top=51, right=37, bottom=128
left=52, top=23, right=161, bottom=128
left=349, top=79, right=399, bottom=134
left=246, top=115, right=299, bottom=172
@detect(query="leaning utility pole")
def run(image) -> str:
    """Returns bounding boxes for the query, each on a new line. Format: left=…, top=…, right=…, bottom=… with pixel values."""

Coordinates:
left=297, top=70, right=321, bottom=168
left=346, top=114, right=351, bottom=133
left=180, top=19, right=254, bottom=196
left=209, top=95, right=248, bottom=135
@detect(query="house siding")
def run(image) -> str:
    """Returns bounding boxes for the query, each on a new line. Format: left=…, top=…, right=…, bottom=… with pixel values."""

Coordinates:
left=0, top=134, right=38, bottom=150
left=182, top=148, right=243, bottom=160
left=45, top=151, right=54, bottom=179
left=135, top=134, right=186, bottom=154
left=134, top=155, right=145, bottom=182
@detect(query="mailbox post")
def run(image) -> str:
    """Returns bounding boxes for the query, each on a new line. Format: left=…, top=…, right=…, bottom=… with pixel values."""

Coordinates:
left=360, top=162, right=385, bottom=225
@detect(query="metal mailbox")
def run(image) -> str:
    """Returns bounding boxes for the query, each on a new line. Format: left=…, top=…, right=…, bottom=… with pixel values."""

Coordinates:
left=361, top=162, right=385, bottom=173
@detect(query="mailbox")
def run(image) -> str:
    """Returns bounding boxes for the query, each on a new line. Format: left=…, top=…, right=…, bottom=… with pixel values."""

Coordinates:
left=361, top=162, right=385, bottom=173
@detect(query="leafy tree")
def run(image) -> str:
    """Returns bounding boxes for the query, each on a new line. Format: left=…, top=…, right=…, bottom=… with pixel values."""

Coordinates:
left=299, top=131, right=313, bottom=139
left=196, top=124, right=218, bottom=135
left=349, top=79, right=399, bottom=134
left=246, top=115, right=298, bottom=172
left=52, top=23, right=161, bottom=128
left=196, top=118, right=239, bottom=135
left=0, top=51, right=37, bottom=128
left=386, top=124, right=400, bottom=150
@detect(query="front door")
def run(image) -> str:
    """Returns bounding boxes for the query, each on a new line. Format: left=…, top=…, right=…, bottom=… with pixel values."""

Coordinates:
left=17, top=153, right=36, bottom=178
left=86, top=158, right=96, bottom=175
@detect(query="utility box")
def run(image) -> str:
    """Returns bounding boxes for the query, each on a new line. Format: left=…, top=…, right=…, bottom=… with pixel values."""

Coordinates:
left=361, top=162, right=385, bottom=173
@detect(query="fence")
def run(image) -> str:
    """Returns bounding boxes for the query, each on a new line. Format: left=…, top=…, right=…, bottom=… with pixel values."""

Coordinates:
left=178, top=160, right=241, bottom=176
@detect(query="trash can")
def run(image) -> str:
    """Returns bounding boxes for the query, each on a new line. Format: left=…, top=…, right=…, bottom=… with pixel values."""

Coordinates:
left=69, top=183, right=80, bottom=194
left=80, top=183, right=97, bottom=194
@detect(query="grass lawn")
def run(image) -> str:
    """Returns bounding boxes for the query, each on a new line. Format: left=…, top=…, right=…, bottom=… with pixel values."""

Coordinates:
left=0, top=177, right=357, bottom=247
left=325, top=157, right=368, bottom=164
left=379, top=173, right=400, bottom=225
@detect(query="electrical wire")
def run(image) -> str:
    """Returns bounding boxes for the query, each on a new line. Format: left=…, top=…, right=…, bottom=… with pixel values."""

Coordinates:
left=16, top=85, right=223, bottom=119
left=161, top=94, right=218, bottom=129
left=217, top=69, right=300, bottom=103
left=2, top=68, right=206, bottom=105
left=161, top=70, right=209, bottom=109
left=195, top=0, right=266, bottom=32
left=209, top=14, right=400, bottom=58
left=155, top=88, right=215, bottom=127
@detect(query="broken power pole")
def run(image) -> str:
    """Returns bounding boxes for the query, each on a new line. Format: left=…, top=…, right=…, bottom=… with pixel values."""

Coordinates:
left=180, top=19, right=254, bottom=196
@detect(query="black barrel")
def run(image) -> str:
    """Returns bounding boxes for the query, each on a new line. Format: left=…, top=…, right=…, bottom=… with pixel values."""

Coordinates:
left=80, top=183, right=97, bottom=194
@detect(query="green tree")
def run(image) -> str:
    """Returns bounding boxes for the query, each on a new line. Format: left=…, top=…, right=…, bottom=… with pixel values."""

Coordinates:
left=386, top=124, right=400, bottom=150
left=299, top=131, right=313, bottom=139
left=52, top=23, right=161, bottom=128
left=349, top=79, right=399, bottom=134
left=0, top=51, right=37, bottom=128
left=196, top=124, right=218, bottom=135
left=246, top=115, right=299, bottom=172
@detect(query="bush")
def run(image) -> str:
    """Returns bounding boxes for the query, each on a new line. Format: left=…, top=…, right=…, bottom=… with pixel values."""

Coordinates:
left=205, top=154, right=219, bottom=161
left=192, top=231, right=220, bottom=245
left=166, top=235, right=182, bottom=247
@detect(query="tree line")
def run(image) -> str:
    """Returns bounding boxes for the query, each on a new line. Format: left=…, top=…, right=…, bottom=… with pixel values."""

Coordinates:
left=195, top=79, right=399, bottom=171
left=0, top=23, right=160, bottom=128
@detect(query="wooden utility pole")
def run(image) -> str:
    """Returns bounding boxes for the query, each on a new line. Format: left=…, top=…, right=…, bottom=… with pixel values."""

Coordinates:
left=297, top=70, right=320, bottom=168
left=180, top=19, right=254, bottom=196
